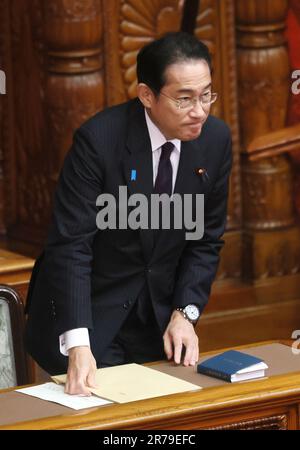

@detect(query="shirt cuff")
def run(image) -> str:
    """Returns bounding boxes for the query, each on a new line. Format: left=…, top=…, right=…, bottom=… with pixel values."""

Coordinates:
left=59, top=328, right=90, bottom=356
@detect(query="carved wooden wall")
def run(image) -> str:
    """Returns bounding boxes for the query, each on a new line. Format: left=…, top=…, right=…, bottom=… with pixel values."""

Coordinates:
left=0, top=0, right=12, bottom=236
left=286, top=0, right=300, bottom=216
left=0, top=0, right=104, bottom=244
left=236, top=0, right=300, bottom=281
left=198, top=0, right=300, bottom=352
left=194, top=0, right=242, bottom=281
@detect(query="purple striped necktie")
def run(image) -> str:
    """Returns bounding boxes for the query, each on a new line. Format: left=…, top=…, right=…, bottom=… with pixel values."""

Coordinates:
left=153, top=141, right=174, bottom=196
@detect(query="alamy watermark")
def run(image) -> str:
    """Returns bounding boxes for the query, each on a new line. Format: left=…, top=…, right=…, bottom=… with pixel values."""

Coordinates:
left=291, top=69, right=300, bottom=95
left=95, top=186, right=204, bottom=240
left=0, top=70, right=6, bottom=95
left=291, top=330, right=300, bottom=355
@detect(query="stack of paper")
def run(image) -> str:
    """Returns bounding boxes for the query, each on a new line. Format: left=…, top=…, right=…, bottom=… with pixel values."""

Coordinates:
left=52, top=363, right=201, bottom=403
left=16, top=382, right=112, bottom=410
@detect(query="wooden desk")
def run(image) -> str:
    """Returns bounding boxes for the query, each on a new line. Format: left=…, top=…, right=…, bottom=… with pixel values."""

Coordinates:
left=1, top=341, right=300, bottom=430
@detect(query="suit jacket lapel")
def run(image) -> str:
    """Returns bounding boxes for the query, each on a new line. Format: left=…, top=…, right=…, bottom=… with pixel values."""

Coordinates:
left=122, top=100, right=155, bottom=263
left=151, top=137, right=209, bottom=257
left=174, top=138, right=209, bottom=196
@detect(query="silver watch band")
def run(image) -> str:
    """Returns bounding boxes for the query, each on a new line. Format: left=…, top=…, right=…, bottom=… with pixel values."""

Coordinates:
left=175, top=306, right=199, bottom=324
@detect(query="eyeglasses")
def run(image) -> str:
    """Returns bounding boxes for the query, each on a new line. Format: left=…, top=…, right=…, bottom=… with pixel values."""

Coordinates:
left=158, top=91, right=218, bottom=110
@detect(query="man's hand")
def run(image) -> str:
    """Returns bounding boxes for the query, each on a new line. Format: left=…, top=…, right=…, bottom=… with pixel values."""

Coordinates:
left=65, top=346, right=98, bottom=396
left=163, top=310, right=199, bottom=366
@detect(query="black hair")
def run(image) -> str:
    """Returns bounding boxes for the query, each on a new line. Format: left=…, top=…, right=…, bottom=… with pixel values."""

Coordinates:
left=136, top=32, right=211, bottom=94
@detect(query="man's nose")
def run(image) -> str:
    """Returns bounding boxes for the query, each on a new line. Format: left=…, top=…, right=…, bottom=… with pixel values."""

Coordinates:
left=189, top=100, right=207, bottom=118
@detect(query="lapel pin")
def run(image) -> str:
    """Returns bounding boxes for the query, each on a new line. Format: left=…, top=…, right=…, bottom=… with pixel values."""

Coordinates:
left=196, top=167, right=209, bottom=181
left=131, top=169, right=137, bottom=181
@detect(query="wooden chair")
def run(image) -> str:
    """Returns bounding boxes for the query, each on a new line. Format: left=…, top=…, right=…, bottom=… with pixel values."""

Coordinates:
left=246, top=124, right=300, bottom=162
left=0, top=285, right=29, bottom=388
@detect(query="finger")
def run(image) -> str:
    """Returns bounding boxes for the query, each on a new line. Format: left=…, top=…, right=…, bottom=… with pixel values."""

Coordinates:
left=65, top=376, right=92, bottom=396
left=189, top=351, right=198, bottom=366
left=173, top=338, right=183, bottom=365
left=65, top=374, right=92, bottom=396
left=194, top=346, right=200, bottom=365
left=65, top=382, right=92, bottom=396
left=192, top=338, right=199, bottom=365
left=184, top=338, right=199, bottom=366
left=87, top=371, right=98, bottom=389
left=190, top=342, right=200, bottom=366
left=163, top=333, right=173, bottom=360
left=183, top=343, right=194, bottom=366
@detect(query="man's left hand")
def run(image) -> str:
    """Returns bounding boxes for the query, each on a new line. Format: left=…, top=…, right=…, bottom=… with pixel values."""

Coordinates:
left=163, top=310, right=199, bottom=366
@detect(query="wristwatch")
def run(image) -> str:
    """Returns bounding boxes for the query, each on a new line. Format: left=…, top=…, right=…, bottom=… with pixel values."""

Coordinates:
left=176, top=304, right=200, bottom=324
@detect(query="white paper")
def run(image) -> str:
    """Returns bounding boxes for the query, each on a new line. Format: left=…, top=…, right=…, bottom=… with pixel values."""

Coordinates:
left=16, top=382, right=112, bottom=410
left=237, top=362, right=268, bottom=374
left=53, top=363, right=202, bottom=404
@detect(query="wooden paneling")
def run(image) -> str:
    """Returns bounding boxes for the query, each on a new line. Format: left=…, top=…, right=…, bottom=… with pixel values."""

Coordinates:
left=198, top=298, right=300, bottom=351
left=235, top=0, right=299, bottom=283
left=103, top=0, right=185, bottom=105
left=208, top=413, right=290, bottom=430
left=195, top=0, right=242, bottom=233
left=0, top=0, right=104, bottom=245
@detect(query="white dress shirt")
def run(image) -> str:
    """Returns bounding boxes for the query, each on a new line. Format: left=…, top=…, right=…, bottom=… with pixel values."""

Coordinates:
left=59, top=108, right=181, bottom=355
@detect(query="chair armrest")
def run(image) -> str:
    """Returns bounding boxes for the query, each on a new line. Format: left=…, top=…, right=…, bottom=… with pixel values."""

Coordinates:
left=243, top=123, right=300, bottom=161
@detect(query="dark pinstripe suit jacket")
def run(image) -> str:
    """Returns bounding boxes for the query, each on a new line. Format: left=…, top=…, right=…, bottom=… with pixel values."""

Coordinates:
left=24, top=98, right=232, bottom=374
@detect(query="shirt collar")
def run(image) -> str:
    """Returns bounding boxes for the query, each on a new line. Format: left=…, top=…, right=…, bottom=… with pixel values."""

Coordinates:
left=144, top=109, right=181, bottom=153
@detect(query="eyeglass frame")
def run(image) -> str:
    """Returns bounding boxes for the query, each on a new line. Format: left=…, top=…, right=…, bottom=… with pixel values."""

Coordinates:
left=155, top=89, right=218, bottom=110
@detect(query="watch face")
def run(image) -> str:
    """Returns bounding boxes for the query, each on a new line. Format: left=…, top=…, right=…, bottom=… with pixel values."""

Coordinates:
left=185, top=304, right=200, bottom=321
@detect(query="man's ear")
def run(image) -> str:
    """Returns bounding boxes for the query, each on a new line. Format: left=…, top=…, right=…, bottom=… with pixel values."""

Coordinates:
left=137, top=83, right=155, bottom=108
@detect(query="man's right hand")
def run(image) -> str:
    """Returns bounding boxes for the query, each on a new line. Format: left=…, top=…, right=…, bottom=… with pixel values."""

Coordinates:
left=65, top=346, right=98, bottom=396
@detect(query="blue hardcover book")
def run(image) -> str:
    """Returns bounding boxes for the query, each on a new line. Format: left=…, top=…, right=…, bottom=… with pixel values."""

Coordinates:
left=197, top=350, right=268, bottom=382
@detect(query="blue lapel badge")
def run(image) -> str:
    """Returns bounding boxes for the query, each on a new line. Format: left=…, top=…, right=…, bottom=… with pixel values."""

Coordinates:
left=131, top=169, right=137, bottom=181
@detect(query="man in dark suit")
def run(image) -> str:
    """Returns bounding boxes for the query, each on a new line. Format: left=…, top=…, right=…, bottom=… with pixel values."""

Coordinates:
left=25, top=32, right=232, bottom=395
